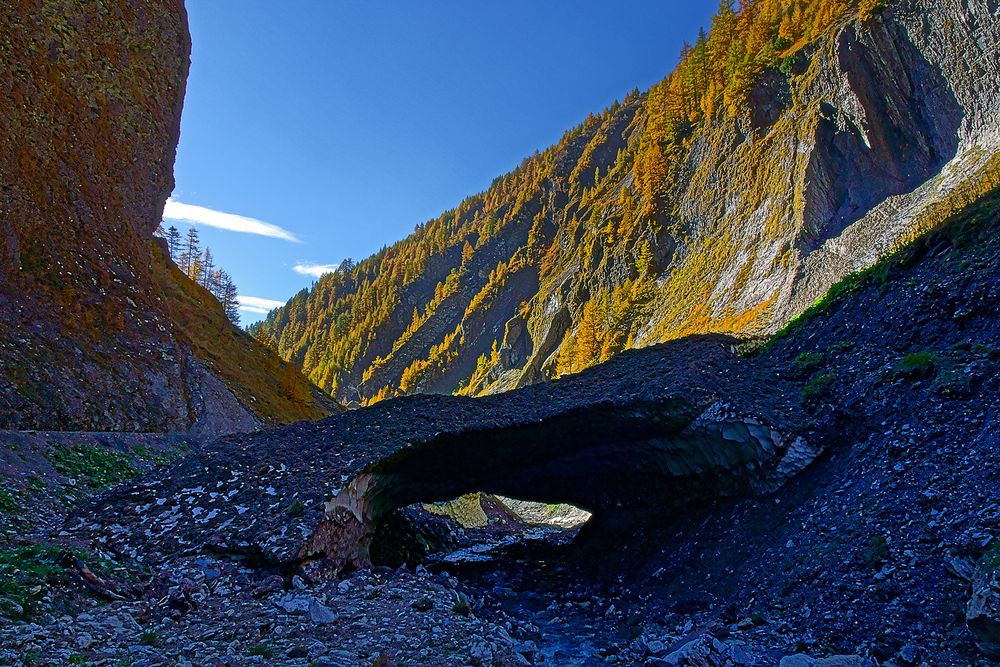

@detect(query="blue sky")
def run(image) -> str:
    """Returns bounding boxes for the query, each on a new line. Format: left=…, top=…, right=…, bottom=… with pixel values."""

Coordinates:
left=166, top=1, right=718, bottom=322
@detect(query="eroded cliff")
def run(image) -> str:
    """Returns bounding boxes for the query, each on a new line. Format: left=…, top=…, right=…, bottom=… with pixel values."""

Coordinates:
left=0, top=0, right=333, bottom=433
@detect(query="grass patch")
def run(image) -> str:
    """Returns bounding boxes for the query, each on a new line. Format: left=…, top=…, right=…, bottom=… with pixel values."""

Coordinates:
left=138, top=630, right=159, bottom=647
left=896, top=350, right=937, bottom=379
left=863, top=535, right=890, bottom=568
left=18, top=651, right=42, bottom=666
left=131, top=444, right=173, bottom=466
left=826, top=340, right=855, bottom=355
left=247, top=643, right=275, bottom=659
left=47, top=445, right=138, bottom=489
left=0, top=488, right=19, bottom=514
left=452, top=596, right=472, bottom=617
left=802, top=372, right=836, bottom=403
left=900, top=350, right=936, bottom=369
left=970, top=343, right=1000, bottom=358
left=0, top=544, right=73, bottom=619
left=792, top=351, right=826, bottom=375
left=982, top=541, right=1000, bottom=570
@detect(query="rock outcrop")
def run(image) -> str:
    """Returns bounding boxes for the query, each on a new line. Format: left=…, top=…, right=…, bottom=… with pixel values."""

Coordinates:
left=968, top=545, right=1000, bottom=658
left=68, top=334, right=818, bottom=571
left=0, top=0, right=333, bottom=432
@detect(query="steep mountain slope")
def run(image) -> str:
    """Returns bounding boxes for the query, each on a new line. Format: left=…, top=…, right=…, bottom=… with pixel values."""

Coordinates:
left=14, top=184, right=996, bottom=664
left=252, top=0, right=999, bottom=407
left=0, top=0, right=333, bottom=433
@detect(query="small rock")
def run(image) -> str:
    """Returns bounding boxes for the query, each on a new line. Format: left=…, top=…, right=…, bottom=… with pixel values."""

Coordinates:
left=779, top=655, right=816, bottom=667
left=728, top=642, right=751, bottom=665
left=513, top=640, right=538, bottom=657
left=254, top=574, right=284, bottom=597
left=509, top=652, right=531, bottom=666
left=660, top=637, right=719, bottom=666
left=274, top=593, right=312, bottom=614
left=308, top=598, right=337, bottom=624
left=897, top=644, right=919, bottom=665
left=287, top=645, right=309, bottom=659
left=945, top=555, right=976, bottom=582
left=814, top=656, right=876, bottom=667
left=470, top=641, right=493, bottom=664
left=645, top=639, right=669, bottom=657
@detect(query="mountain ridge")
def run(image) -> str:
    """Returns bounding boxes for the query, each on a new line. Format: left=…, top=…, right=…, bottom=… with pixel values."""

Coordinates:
left=252, top=0, right=1000, bottom=407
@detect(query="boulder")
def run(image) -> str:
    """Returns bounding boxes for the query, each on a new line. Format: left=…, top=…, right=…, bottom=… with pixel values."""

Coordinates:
left=968, top=545, right=1000, bottom=658
left=779, top=656, right=816, bottom=667
left=814, top=656, right=876, bottom=667
left=307, top=598, right=337, bottom=625
left=659, top=636, right=725, bottom=666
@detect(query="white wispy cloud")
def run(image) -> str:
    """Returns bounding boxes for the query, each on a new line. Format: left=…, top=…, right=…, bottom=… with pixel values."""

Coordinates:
left=293, top=262, right=340, bottom=278
left=163, top=198, right=300, bottom=243
left=237, top=295, right=286, bottom=315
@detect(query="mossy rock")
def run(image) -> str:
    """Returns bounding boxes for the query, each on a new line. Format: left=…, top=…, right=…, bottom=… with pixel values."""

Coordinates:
left=969, top=542, right=1000, bottom=658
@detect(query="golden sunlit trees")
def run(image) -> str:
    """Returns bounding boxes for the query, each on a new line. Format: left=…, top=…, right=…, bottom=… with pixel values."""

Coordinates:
left=251, top=0, right=885, bottom=402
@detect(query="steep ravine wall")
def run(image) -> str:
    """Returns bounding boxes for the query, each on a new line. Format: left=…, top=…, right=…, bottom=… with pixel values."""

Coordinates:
left=254, top=0, right=999, bottom=406
left=478, top=0, right=1000, bottom=394
left=0, top=0, right=331, bottom=433
left=545, top=0, right=997, bottom=368
left=782, top=0, right=1000, bottom=321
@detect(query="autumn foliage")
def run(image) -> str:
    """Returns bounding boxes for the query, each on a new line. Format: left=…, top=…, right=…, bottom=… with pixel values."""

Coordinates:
left=251, top=0, right=886, bottom=404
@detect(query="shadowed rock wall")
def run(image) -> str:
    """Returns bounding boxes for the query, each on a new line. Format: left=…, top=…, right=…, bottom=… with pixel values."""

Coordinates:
left=0, top=0, right=331, bottom=433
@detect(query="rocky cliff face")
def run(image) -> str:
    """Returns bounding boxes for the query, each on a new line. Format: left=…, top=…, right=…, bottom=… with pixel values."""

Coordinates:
left=253, top=0, right=999, bottom=407
left=0, top=0, right=333, bottom=433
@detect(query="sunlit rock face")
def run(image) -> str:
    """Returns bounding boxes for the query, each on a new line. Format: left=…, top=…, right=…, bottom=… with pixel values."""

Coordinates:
left=68, top=335, right=819, bottom=573
left=0, top=0, right=193, bottom=430
left=494, top=497, right=591, bottom=529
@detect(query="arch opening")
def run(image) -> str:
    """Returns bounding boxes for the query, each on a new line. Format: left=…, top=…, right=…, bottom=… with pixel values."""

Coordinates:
left=369, top=493, right=592, bottom=569
left=298, top=398, right=818, bottom=575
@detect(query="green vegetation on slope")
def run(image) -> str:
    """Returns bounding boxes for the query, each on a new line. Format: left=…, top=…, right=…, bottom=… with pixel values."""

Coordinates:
left=771, top=155, right=1000, bottom=344
left=152, top=243, right=333, bottom=424
left=47, top=445, right=138, bottom=489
